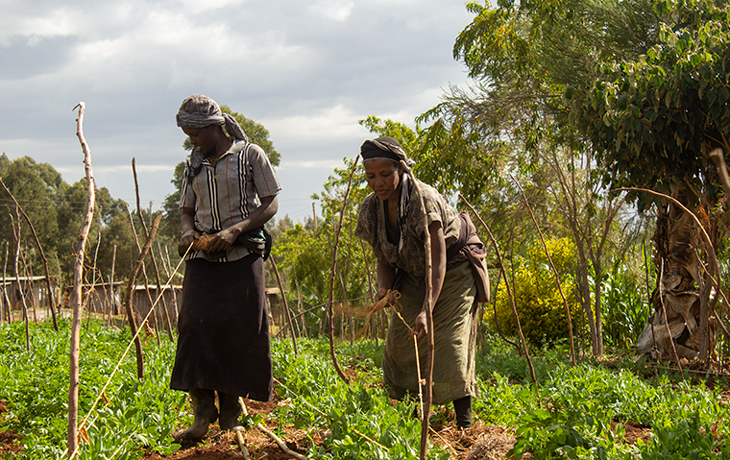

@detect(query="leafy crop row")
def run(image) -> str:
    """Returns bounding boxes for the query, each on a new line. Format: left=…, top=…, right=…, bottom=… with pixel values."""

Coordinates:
left=1, top=321, right=729, bottom=459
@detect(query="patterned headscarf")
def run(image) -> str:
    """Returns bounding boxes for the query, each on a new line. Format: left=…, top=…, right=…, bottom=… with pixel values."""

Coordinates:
left=360, top=136, right=416, bottom=167
left=176, top=94, right=248, bottom=178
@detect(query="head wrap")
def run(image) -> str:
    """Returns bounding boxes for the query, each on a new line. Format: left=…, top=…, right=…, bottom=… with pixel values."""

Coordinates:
left=360, top=137, right=416, bottom=167
left=176, top=94, right=249, bottom=179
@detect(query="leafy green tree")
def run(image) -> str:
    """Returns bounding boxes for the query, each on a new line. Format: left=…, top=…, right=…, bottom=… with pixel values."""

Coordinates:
left=0, top=156, right=63, bottom=280
left=557, top=0, right=730, bottom=362
left=444, top=0, right=730, bottom=362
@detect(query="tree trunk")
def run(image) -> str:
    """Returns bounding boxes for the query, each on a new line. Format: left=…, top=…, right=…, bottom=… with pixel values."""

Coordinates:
left=635, top=200, right=716, bottom=363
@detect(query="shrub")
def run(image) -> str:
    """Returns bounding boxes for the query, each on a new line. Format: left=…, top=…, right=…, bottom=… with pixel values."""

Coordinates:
left=486, top=237, right=580, bottom=347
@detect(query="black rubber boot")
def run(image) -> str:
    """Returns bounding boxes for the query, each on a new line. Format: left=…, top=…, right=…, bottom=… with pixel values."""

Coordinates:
left=218, top=392, right=243, bottom=430
left=453, top=396, right=472, bottom=429
left=174, top=389, right=218, bottom=439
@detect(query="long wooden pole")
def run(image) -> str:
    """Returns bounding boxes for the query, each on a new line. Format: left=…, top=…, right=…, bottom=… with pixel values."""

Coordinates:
left=459, top=194, right=537, bottom=385
left=269, top=256, right=298, bottom=356
left=327, top=156, right=360, bottom=384
left=512, top=175, right=576, bottom=366
left=1, top=242, right=9, bottom=323
left=0, top=178, right=59, bottom=330
left=123, top=213, right=162, bottom=380
left=68, top=102, right=96, bottom=459
left=10, top=209, right=30, bottom=350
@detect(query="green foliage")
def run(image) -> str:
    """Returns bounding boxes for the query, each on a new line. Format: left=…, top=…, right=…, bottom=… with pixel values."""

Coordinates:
left=487, top=237, right=580, bottom=347
left=2, top=324, right=730, bottom=459
left=601, top=260, right=651, bottom=350
left=565, top=0, right=730, bottom=210
left=0, top=319, right=186, bottom=459
left=272, top=339, right=450, bottom=460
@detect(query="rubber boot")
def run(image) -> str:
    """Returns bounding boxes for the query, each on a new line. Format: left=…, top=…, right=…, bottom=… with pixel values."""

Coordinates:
left=218, top=392, right=243, bottom=430
left=174, top=389, right=218, bottom=439
left=453, top=396, right=472, bottom=429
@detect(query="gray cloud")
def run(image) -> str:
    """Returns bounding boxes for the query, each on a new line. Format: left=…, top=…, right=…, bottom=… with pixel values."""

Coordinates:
left=0, top=0, right=473, bottom=220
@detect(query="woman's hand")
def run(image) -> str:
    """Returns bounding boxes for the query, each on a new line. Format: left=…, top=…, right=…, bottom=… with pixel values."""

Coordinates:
left=413, top=310, right=428, bottom=339
left=178, top=229, right=199, bottom=254
left=374, top=287, right=390, bottom=303
left=206, top=226, right=241, bottom=252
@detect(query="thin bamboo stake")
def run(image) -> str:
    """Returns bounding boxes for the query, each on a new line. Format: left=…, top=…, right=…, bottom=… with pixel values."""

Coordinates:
left=10, top=210, right=30, bottom=349
left=327, top=156, right=360, bottom=384
left=67, top=102, right=96, bottom=459
left=269, top=255, right=298, bottom=356
left=511, top=175, right=576, bottom=366
left=0, top=177, right=59, bottom=330
left=459, top=194, right=537, bottom=385
left=123, top=213, right=162, bottom=380
left=2, top=242, right=10, bottom=323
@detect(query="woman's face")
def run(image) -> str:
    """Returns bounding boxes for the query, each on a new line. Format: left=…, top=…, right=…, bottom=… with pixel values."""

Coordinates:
left=364, top=158, right=403, bottom=202
left=182, top=125, right=219, bottom=157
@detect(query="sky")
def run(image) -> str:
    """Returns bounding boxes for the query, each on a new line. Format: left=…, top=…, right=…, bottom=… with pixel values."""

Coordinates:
left=0, top=0, right=474, bottom=222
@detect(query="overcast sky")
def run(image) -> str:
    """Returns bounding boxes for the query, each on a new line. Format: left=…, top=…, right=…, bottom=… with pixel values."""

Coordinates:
left=1, top=0, right=474, bottom=222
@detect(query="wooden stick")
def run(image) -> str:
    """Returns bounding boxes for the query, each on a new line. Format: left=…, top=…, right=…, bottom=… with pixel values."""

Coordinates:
left=10, top=209, right=30, bottom=349
left=398, top=164, right=433, bottom=460
left=68, top=102, right=96, bottom=459
left=239, top=398, right=305, bottom=460
left=269, top=255, right=298, bottom=356
left=459, top=194, right=537, bottom=385
left=0, top=177, right=59, bottom=331
left=658, top=258, right=684, bottom=377
left=2, top=242, right=10, bottom=323
left=132, top=159, right=174, bottom=340
left=326, top=155, right=360, bottom=384
left=231, top=427, right=250, bottom=459
left=511, top=175, right=576, bottom=366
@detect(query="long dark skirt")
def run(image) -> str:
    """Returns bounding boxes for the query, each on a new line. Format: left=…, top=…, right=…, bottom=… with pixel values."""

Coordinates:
left=170, top=255, right=273, bottom=401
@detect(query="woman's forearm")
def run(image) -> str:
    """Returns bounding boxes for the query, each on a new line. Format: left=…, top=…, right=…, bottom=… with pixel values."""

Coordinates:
left=427, top=221, right=446, bottom=311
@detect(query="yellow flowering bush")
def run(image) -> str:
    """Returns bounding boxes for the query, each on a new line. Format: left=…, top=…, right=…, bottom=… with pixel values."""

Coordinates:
left=486, top=237, right=580, bottom=347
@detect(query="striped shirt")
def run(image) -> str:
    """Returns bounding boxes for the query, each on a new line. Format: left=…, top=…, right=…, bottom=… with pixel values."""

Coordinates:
left=180, top=140, right=281, bottom=262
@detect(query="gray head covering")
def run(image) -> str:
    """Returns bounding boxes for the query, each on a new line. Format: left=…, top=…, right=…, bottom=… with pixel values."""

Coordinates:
left=176, top=94, right=249, bottom=179
left=176, top=94, right=248, bottom=141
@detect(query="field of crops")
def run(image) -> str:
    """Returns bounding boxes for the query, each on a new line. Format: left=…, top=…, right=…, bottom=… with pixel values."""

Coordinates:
left=1, top=319, right=729, bottom=459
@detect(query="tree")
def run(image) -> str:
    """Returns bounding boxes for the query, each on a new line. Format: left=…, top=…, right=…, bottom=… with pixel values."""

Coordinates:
left=562, top=0, right=730, bottom=363
left=449, top=0, right=730, bottom=363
